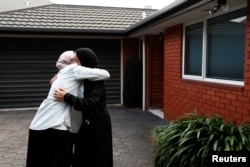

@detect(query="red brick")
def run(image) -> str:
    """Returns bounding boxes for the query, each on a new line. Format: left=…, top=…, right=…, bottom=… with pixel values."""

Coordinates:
left=215, top=102, right=225, bottom=108
left=237, top=108, right=250, bottom=116
left=237, top=96, right=249, bottom=103
left=219, top=109, right=230, bottom=116
left=211, top=96, right=220, bottom=102
left=220, top=98, right=231, bottom=105
left=216, top=92, right=225, bottom=98
left=245, top=71, right=250, bottom=77
left=225, top=116, right=235, bottom=123
left=225, top=94, right=237, bottom=100
left=231, top=100, right=243, bottom=108
left=231, top=112, right=242, bottom=120
left=202, top=94, right=210, bottom=100
left=225, top=105, right=236, bottom=112
left=207, top=90, right=215, bottom=96
left=211, top=106, right=220, bottom=113
left=243, top=102, right=250, bottom=110
left=242, top=115, right=250, bottom=122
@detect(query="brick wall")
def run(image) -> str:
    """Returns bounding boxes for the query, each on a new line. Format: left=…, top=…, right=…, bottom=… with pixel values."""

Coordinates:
left=164, top=13, right=250, bottom=124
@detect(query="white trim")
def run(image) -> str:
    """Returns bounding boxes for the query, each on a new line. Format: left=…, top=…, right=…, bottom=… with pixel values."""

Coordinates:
left=204, top=78, right=244, bottom=86
left=141, top=36, right=146, bottom=111
left=149, top=109, right=164, bottom=119
left=182, top=76, right=244, bottom=86
left=202, top=19, right=207, bottom=80
left=182, top=23, right=185, bottom=77
left=120, top=39, right=124, bottom=105
left=182, top=75, right=203, bottom=80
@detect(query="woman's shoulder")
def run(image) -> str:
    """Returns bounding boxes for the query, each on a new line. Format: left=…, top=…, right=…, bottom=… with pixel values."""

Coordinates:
left=61, top=63, right=77, bottom=71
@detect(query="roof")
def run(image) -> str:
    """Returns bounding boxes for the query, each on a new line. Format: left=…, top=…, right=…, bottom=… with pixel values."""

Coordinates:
left=3, top=0, right=244, bottom=36
left=0, top=4, right=157, bottom=34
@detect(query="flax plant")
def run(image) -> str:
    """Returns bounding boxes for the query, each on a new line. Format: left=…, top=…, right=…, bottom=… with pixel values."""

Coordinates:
left=151, top=112, right=250, bottom=167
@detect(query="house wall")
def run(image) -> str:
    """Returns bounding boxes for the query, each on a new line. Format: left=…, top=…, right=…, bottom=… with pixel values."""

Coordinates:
left=122, top=38, right=140, bottom=107
left=145, top=35, right=164, bottom=109
left=122, top=37, right=164, bottom=109
left=122, top=38, right=140, bottom=64
left=163, top=5, right=250, bottom=124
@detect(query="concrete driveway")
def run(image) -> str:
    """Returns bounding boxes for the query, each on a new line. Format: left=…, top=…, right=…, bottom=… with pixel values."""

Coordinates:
left=0, top=106, right=167, bottom=167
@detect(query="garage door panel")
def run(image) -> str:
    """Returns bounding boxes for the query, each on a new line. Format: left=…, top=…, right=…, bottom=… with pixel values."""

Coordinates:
left=0, top=37, right=121, bottom=109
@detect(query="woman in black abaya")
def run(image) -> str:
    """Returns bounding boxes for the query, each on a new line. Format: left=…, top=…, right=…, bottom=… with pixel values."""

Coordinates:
left=54, top=48, right=113, bottom=167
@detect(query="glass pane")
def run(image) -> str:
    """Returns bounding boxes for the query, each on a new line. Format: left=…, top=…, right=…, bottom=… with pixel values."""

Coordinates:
left=184, top=22, right=203, bottom=76
left=206, top=8, right=246, bottom=81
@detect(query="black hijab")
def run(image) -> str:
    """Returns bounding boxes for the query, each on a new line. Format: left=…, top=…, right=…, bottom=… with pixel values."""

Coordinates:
left=75, top=48, right=98, bottom=68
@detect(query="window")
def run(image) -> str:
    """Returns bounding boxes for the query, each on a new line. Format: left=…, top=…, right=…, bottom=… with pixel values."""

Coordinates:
left=184, top=22, right=203, bottom=76
left=183, top=8, right=247, bottom=85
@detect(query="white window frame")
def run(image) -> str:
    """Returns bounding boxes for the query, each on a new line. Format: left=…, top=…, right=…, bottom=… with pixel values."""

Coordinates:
left=182, top=5, right=247, bottom=86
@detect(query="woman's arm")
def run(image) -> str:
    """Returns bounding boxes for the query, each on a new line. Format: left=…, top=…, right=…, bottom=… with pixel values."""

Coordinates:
left=54, top=81, right=106, bottom=112
left=50, top=74, right=57, bottom=85
left=74, top=66, right=110, bottom=81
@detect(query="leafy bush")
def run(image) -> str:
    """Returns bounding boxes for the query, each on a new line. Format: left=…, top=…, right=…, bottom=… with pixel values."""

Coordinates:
left=123, top=56, right=142, bottom=107
left=151, top=112, right=250, bottom=167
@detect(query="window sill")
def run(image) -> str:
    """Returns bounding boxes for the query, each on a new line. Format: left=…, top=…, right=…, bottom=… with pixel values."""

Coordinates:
left=182, top=78, right=244, bottom=92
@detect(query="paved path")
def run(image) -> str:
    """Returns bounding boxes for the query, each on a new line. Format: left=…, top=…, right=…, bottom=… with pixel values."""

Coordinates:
left=0, top=106, right=167, bottom=167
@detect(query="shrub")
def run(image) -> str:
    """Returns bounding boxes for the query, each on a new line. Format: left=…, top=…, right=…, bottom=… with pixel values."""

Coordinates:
left=151, top=112, right=250, bottom=167
left=123, top=56, right=142, bottom=107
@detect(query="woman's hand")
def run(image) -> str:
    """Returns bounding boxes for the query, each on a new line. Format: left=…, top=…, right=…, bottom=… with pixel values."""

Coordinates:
left=53, top=88, right=67, bottom=101
left=50, top=74, right=58, bottom=85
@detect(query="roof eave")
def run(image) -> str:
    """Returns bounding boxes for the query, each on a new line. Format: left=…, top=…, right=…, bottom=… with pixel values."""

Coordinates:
left=0, top=27, right=125, bottom=37
left=125, top=0, right=213, bottom=36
